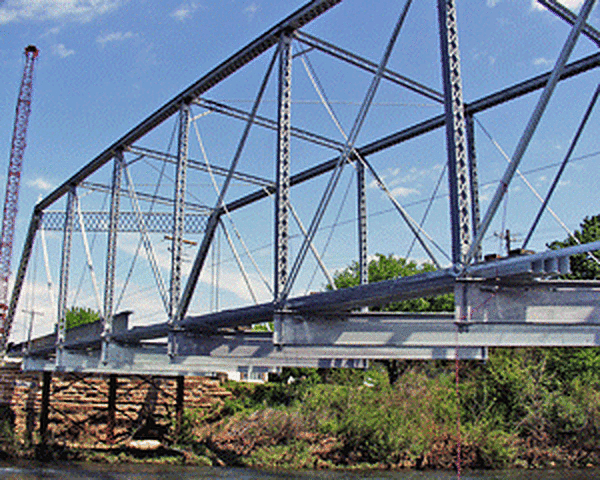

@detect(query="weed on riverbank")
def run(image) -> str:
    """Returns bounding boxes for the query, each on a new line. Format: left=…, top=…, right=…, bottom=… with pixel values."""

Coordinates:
left=193, top=348, right=600, bottom=470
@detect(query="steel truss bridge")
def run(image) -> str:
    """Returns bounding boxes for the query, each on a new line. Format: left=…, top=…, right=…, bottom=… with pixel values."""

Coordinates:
left=5, top=0, right=600, bottom=376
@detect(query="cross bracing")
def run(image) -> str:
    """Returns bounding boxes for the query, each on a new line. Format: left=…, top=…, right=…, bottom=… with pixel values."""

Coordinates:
left=3, top=0, right=600, bottom=374
left=41, top=211, right=209, bottom=234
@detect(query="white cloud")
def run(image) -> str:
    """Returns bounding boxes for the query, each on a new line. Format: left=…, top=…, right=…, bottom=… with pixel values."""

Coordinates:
left=26, top=177, right=54, bottom=191
left=390, top=186, right=419, bottom=198
left=244, top=2, right=259, bottom=20
left=171, top=2, right=198, bottom=22
left=532, top=0, right=584, bottom=11
left=42, top=26, right=61, bottom=36
left=52, top=43, right=75, bottom=58
left=487, top=0, right=501, bottom=6
left=97, top=31, right=137, bottom=46
left=533, top=56, right=553, bottom=67
left=0, top=0, right=123, bottom=25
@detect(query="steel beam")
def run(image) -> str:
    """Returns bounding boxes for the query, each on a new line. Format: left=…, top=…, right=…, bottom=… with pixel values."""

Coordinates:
left=56, top=187, right=76, bottom=367
left=465, top=114, right=481, bottom=262
left=174, top=44, right=281, bottom=324
left=170, top=104, right=190, bottom=322
left=41, top=210, right=208, bottom=234
left=102, top=154, right=124, bottom=365
left=455, top=279, right=600, bottom=325
left=275, top=34, right=293, bottom=303
left=277, top=309, right=600, bottom=349
left=438, top=0, right=472, bottom=265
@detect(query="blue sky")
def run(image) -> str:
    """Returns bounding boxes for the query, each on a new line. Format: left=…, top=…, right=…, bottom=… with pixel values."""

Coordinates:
left=0, top=0, right=598, bottom=340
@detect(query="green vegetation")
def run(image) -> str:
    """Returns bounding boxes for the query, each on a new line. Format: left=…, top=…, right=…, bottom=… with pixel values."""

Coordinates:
left=65, top=307, right=101, bottom=330
left=179, top=354, right=600, bottom=470
left=548, top=213, right=600, bottom=279
left=329, top=253, right=454, bottom=312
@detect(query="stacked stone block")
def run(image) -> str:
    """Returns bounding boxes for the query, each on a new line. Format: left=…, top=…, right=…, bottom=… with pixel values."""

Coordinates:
left=0, top=364, right=231, bottom=447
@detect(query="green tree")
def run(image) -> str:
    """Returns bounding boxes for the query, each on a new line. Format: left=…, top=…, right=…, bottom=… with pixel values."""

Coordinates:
left=548, top=214, right=600, bottom=279
left=65, top=307, right=101, bottom=330
left=331, top=253, right=454, bottom=312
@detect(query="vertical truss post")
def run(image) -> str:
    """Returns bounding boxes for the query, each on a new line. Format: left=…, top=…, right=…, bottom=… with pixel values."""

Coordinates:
left=282, top=0, right=412, bottom=301
left=437, top=0, right=472, bottom=266
left=56, top=186, right=76, bottom=368
left=357, top=161, right=368, bottom=286
left=174, top=45, right=280, bottom=324
left=169, top=103, right=190, bottom=357
left=102, top=153, right=123, bottom=364
left=275, top=33, right=293, bottom=304
left=465, top=114, right=481, bottom=262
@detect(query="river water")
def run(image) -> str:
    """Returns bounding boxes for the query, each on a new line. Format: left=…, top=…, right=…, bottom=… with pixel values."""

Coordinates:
left=1, top=463, right=599, bottom=480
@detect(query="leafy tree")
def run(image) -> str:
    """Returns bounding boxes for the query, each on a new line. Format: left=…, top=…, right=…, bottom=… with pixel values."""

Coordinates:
left=65, top=307, right=101, bottom=330
left=548, top=214, right=600, bottom=279
left=331, top=253, right=454, bottom=312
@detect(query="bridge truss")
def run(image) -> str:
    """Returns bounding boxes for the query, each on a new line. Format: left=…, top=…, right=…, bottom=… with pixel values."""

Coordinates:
left=5, top=0, right=600, bottom=376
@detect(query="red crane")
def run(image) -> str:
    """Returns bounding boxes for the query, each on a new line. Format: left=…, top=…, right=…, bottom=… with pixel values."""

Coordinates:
left=0, top=45, right=39, bottom=351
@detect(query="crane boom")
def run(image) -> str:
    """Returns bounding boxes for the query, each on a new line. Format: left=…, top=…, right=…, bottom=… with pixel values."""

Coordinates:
left=0, top=45, right=39, bottom=353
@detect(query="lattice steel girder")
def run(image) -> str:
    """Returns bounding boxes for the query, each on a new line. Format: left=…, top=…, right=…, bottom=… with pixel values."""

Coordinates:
left=357, top=162, right=368, bottom=286
left=41, top=211, right=208, bottom=234
left=438, top=0, right=472, bottom=265
left=101, top=155, right=123, bottom=364
left=465, top=115, right=480, bottom=259
left=169, top=103, right=190, bottom=323
left=275, top=33, right=293, bottom=303
left=35, top=0, right=342, bottom=214
left=56, top=187, right=76, bottom=367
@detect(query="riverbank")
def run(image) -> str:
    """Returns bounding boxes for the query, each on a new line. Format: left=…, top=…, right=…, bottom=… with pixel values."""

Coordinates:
left=2, top=348, right=600, bottom=472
